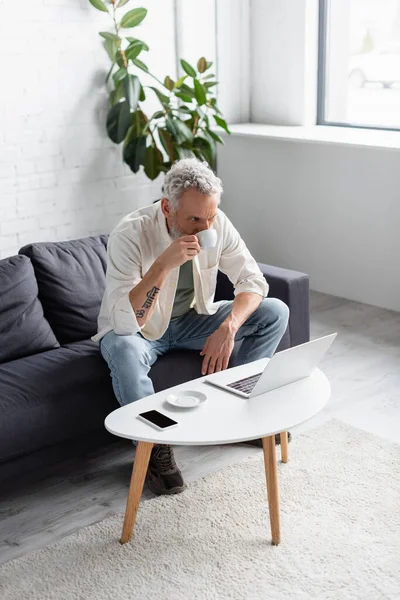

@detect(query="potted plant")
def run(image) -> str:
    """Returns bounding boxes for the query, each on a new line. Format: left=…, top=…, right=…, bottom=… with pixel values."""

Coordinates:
left=89, top=0, right=230, bottom=180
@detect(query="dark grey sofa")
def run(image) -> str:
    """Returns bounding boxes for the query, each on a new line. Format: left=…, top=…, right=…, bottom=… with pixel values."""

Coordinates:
left=0, top=235, right=309, bottom=482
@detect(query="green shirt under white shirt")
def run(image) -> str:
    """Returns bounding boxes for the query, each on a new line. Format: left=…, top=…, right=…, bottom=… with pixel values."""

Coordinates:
left=171, top=261, right=195, bottom=320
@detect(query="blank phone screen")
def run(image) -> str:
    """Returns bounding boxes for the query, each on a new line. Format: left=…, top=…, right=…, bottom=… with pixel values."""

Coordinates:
left=138, top=410, right=178, bottom=429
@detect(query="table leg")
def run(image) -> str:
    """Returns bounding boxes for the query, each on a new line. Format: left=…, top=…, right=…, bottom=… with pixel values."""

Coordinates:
left=280, top=431, right=289, bottom=463
left=120, top=441, right=153, bottom=544
left=261, top=435, right=280, bottom=545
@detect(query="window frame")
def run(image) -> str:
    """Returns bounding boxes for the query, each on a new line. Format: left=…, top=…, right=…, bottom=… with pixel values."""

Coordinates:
left=317, top=0, right=400, bottom=132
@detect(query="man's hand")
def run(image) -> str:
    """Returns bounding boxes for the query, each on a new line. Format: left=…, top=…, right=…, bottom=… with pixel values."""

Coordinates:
left=200, top=324, right=235, bottom=375
left=156, top=235, right=201, bottom=271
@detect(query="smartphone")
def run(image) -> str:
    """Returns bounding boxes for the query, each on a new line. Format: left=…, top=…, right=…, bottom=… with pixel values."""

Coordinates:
left=137, top=410, right=178, bottom=431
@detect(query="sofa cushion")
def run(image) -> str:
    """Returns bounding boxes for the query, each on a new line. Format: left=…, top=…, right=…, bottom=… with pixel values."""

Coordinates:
left=19, top=235, right=108, bottom=344
left=0, top=339, right=208, bottom=464
left=0, top=255, right=59, bottom=364
left=0, top=340, right=116, bottom=463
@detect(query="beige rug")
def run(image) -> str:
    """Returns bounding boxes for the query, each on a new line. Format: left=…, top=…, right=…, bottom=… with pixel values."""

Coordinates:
left=1, top=420, right=399, bottom=600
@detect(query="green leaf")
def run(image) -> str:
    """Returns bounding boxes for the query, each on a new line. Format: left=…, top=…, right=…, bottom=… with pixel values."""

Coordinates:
left=158, top=129, right=174, bottom=159
left=113, top=67, right=127, bottom=84
left=125, top=109, right=148, bottom=139
left=177, top=147, right=197, bottom=160
left=206, top=61, right=213, bottom=70
left=123, top=136, right=147, bottom=173
left=210, top=98, right=222, bottom=115
left=204, top=133, right=216, bottom=162
left=164, top=76, right=175, bottom=91
left=152, top=110, right=165, bottom=119
left=197, top=57, right=207, bottom=73
left=194, top=79, right=207, bottom=106
left=180, top=59, right=196, bottom=78
left=204, top=81, right=218, bottom=89
left=125, top=42, right=143, bottom=61
left=132, top=57, right=149, bottom=72
left=109, top=81, right=125, bottom=106
left=179, top=83, right=195, bottom=98
left=126, top=37, right=149, bottom=51
left=193, top=137, right=213, bottom=165
left=99, top=32, right=120, bottom=42
left=144, top=146, right=164, bottom=180
left=206, top=129, right=224, bottom=145
left=117, top=0, right=130, bottom=7
left=121, top=7, right=147, bottom=28
left=174, top=92, right=193, bottom=103
left=174, top=75, right=187, bottom=89
left=106, top=101, right=131, bottom=143
left=149, top=86, right=170, bottom=107
left=89, top=0, right=108, bottom=13
left=177, top=106, right=192, bottom=114
left=203, top=74, right=215, bottom=80
left=214, top=115, right=230, bottom=134
left=165, top=118, right=193, bottom=145
left=139, top=85, right=146, bottom=102
left=116, top=50, right=124, bottom=68
left=109, top=89, right=119, bottom=107
left=123, top=74, right=141, bottom=112
left=105, top=61, right=115, bottom=84
left=104, top=39, right=118, bottom=62
left=196, top=106, right=206, bottom=120
left=165, top=118, right=178, bottom=138
left=174, top=120, right=194, bottom=144
left=126, top=39, right=149, bottom=56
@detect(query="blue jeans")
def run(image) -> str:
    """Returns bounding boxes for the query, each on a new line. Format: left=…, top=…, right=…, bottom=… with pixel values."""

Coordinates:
left=100, top=298, right=289, bottom=408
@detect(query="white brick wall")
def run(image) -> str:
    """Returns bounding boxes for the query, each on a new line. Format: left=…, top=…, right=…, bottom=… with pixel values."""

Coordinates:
left=0, top=0, right=176, bottom=259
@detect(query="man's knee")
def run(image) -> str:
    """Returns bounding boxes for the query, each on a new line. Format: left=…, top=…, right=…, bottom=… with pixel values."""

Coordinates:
left=101, top=332, right=152, bottom=367
left=257, top=298, right=290, bottom=329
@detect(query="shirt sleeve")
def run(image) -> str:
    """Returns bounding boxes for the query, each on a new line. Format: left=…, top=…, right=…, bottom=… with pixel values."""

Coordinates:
left=218, top=213, right=269, bottom=298
left=105, top=232, right=143, bottom=336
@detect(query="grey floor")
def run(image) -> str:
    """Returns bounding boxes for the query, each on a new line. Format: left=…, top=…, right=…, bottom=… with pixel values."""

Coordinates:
left=1, top=291, right=399, bottom=565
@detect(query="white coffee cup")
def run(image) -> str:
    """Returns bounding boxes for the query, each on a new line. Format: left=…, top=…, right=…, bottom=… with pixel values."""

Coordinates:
left=196, top=229, right=217, bottom=249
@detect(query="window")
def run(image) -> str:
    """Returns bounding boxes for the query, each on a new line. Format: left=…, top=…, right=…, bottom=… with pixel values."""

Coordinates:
left=318, top=0, right=400, bottom=130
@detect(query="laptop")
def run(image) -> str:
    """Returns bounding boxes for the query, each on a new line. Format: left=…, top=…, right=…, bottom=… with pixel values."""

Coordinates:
left=205, top=333, right=337, bottom=398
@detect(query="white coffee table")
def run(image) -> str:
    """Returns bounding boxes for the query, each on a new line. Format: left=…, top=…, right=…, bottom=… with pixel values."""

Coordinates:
left=105, top=358, right=331, bottom=546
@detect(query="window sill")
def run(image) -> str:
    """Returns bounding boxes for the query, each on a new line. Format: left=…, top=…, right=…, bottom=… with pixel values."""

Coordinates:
left=222, top=123, right=400, bottom=151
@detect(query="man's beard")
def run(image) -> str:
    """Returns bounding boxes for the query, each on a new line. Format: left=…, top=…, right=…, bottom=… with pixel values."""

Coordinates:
left=168, top=213, right=184, bottom=240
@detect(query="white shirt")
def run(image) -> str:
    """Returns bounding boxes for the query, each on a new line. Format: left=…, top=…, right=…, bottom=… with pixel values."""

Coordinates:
left=92, top=202, right=269, bottom=343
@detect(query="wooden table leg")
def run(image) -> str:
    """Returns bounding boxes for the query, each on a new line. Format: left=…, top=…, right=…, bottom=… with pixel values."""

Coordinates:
left=262, top=435, right=280, bottom=545
left=120, top=441, right=153, bottom=544
left=280, top=431, right=289, bottom=464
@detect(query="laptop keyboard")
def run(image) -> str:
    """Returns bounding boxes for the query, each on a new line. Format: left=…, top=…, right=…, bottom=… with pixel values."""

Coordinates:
left=227, top=372, right=263, bottom=394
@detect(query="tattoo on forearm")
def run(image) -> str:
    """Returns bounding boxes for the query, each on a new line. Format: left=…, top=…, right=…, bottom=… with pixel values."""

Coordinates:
left=135, top=286, right=160, bottom=319
left=142, top=286, right=160, bottom=309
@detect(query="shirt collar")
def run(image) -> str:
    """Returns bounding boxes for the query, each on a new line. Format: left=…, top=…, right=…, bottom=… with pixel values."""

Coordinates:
left=156, top=202, right=173, bottom=247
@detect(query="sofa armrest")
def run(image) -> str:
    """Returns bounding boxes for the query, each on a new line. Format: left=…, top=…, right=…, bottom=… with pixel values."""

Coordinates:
left=257, top=263, right=310, bottom=347
left=215, top=264, right=310, bottom=348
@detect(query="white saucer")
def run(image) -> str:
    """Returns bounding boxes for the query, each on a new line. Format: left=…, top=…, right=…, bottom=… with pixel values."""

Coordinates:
left=166, top=390, right=207, bottom=409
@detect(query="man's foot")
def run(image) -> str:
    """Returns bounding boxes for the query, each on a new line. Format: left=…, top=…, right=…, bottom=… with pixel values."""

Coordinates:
left=146, top=444, right=187, bottom=495
left=243, top=432, right=292, bottom=448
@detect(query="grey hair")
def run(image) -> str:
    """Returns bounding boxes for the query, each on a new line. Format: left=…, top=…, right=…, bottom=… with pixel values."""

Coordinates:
left=163, top=158, right=223, bottom=210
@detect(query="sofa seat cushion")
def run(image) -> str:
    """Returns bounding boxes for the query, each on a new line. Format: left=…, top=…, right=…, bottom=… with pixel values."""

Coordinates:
left=19, top=235, right=108, bottom=344
left=0, top=255, right=59, bottom=364
left=0, top=339, right=209, bottom=464
left=0, top=340, right=116, bottom=463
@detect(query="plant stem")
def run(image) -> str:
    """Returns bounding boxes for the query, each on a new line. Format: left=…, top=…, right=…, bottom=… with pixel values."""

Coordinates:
left=149, top=129, right=157, bottom=148
left=192, top=114, right=199, bottom=135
